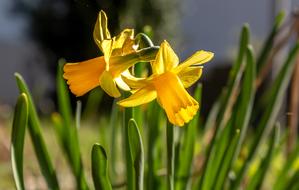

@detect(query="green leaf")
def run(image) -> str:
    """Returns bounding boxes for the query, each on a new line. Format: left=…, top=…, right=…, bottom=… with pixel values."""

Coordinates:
left=256, top=11, right=285, bottom=75
left=247, top=124, right=280, bottom=190
left=135, top=33, right=154, bottom=48
left=274, top=140, right=299, bottom=190
left=198, top=24, right=250, bottom=190
left=108, top=99, right=120, bottom=178
left=57, top=58, right=72, bottom=127
left=128, top=119, right=144, bottom=190
left=146, top=101, right=162, bottom=189
left=167, top=121, right=175, bottom=190
left=15, top=73, right=59, bottom=190
left=231, top=42, right=299, bottom=189
left=175, top=84, right=201, bottom=190
left=123, top=91, right=135, bottom=190
left=213, top=45, right=256, bottom=190
left=82, top=88, right=104, bottom=120
left=92, top=144, right=112, bottom=190
left=11, top=93, right=28, bottom=190
left=56, top=61, right=89, bottom=190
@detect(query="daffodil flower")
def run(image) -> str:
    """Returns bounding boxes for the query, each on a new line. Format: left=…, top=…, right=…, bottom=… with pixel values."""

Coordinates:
left=63, top=10, right=158, bottom=97
left=118, top=41, right=214, bottom=126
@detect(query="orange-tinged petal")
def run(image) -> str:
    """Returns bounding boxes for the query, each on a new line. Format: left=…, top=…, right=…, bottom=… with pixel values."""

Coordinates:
left=173, top=50, right=213, bottom=74
left=177, top=66, right=203, bottom=88
left=63, top=57, right=105, bottom=96
left=152, top=72, right=199, bottom=126
left=117, top=85, right=157, bottom=107
left=151, top=40, right=179, bottom=74
left=99, top=70, right=121, bottom=98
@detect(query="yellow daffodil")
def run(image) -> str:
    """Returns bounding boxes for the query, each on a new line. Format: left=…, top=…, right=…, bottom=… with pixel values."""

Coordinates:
left=63, top=10, right=157, bottom=97
left=118, top=41, right=214, bottom=126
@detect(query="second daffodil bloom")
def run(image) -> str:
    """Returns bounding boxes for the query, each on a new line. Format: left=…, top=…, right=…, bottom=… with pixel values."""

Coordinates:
left=118, top=41, right=214, bottom=126
left=63, top=10, right=158, bottom=98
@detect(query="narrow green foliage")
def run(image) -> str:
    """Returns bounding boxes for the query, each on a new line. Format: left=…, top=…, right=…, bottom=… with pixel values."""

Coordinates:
left=109, top=100, right=120, bottom=177
left=11, top=93, right=28, bottom=190
left=217, top=23, right=250, bottom=128
left=92, top=144, right=112, bottom=190
left=123, top=91, right=135, bottom=190
left=198, top=24, right=250, bottom=190
left=15, top=73, right=59, bottom=190
left=274, top=140, right=299, bottom=190
left=56, top=61, right=89, bottom=190
left=128, top=119, right=144, bottom=190
left=247, top=124, right=280, bottom=190
left=167, top=121, right=175, bottom=190
left=256, top=11, right=285, bottom=75
left=232, top=42, right=299, bottom=189
left=82, top=88, right=104, bottom=120
left=175, top=84, right=201, bottom=190
left=57, top=59, right=72, bottom=127
left=213, top=45, right=256, bottom=190
left=146, top=102, right=162, bottom=189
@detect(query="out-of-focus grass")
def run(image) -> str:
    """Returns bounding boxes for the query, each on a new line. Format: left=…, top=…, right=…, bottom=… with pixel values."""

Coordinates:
left=0, top=118, right=101, bottom=189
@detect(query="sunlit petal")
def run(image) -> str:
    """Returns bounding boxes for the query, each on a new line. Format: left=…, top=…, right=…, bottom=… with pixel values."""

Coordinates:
left=152, top=72, right=199, bottom=126
left=152, top=40, right=179, bottom=74
left=121, top=70, right=149, bottom=89
left=177, top=66, right=203, bottom=88
left=93, top=10, right=111, bottom=48
left=63, top=57, right=105, bottom=96
left=173, top=50, right=213, bottom=73
left=112, top=29, right=135, bottom=56
left=99, top=71, right=121, bottom=98
left=118, top=85, right=157, bottom=107
left=115, top=76, right=130, bottom=91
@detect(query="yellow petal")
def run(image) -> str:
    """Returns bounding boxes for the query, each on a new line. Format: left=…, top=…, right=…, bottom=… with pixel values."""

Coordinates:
left=152, top=72, right=199, bottom=126
left=152, top=40, right=179, bottom=74
left=121, top=71, right=148, bottom=89
left=173, top=50, right=213, bottom=74
left=99, top=71, right=121, bottom=98
left=112, top=29, right=135, bottom=56
left=93, top=10, right=111, bottom=48
left=63, top=57, right=105, bottom=96
left=177, top=66, right=203, bottom=88
left=117, top=85, right=157, bottom=107
left=115, top=76, right=130, bottom=91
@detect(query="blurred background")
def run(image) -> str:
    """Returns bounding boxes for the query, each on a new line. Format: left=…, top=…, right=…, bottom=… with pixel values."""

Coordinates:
left=1, top=0, right=299, bottom=188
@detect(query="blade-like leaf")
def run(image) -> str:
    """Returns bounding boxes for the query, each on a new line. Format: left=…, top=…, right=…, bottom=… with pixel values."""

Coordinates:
left=274, top=140, right=299, bottom=190
left=198, top=24, right=250, bottom=190
left=11, top=93, right=28, bottom=190
left=15, top=73, right=59, bottom=189
left=92, top=144, right=112, bottom=190
left=167, top=121, right=175, bottom=190
left=256, top=11, right=285, bottom=75
left=57, top=58, right=72, bottom=127
left=213, top=45, right=256, bottom=190
left=247, top=124, right=280, bottom=190
left=231, top=42, right=299, bottom=189
left=175, top=84, right=201, bottom=190
left=128, top=119, right=144, bottom=190
left=146, top=101, right=162, bottom=189
left=56, top=61, right=89, bottom=190
left=123, top=91, right=135, bottom=190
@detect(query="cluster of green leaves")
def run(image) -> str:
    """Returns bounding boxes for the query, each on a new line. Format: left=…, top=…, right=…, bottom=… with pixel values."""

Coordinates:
left=11, top=12, right=299, bottom=190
